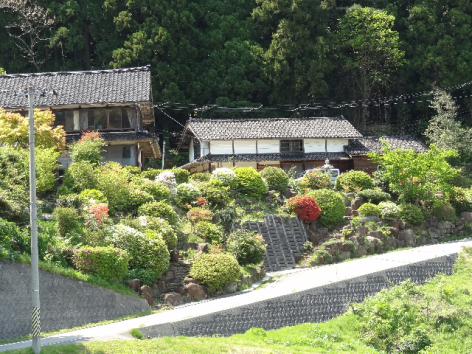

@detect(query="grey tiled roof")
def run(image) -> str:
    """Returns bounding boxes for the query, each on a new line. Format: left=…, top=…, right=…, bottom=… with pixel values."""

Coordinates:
left=0, top=66, right=151, bottom=109
left=346, top=135, right=429, bottom=155
left=65, top=131, right=157, bottom=144
left=185, top=117, right=362, bottom=141
left=180, top=152, right=350, bottom=169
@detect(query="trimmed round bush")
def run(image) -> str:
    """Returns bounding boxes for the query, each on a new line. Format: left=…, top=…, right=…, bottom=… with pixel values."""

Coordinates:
left=175, top=183, right=202, bottom=206
left=79, top=189, right=108, bottom=204
left=378, top=201, right=400, bottom=220
left=132, top=179, right=170, bottom=201
left=357, top=203, right=381, bottom=217
left=106, top=224, right=169, bottom=277
left=201, top=180, right=231, bottom=209
left=432, top=203, right=456, bottom=222
left=234, top=167, right=268, bottom=198
left=259, top=167, right=289, bottom=193
left=73, top=246, right=129, bottom=281
left=299, top=170, right=331, bottom=191
left=170, top=168, right=190, bottom=184
left=122, top=216, right=178, bottom=250
left=52, top=207, right=82, bottom=237
left=334, top=170, right=373, bottom=192
left=138, top=201, right=178, bottom=225
left=211, top=168, right=237, bottom=188
left=449, top=187, right=472, bottom=213
left=356, top=189, right=391, bottom=204
left=194, top=221, right=223, bottom=244
left=189, top=253, right=240, bottom=290
left=189, top=173, right=211, bottom=183
left=226, top=229, right=266, bottom=266
left=399, top=203, right=425, bottom=224
left=62, top=161, right=98, bottom=193
left=141, top=169, right=162, bottom=180
left=313, top=249, right=333, bottom=265
left=125, top=268, right=157, bottom=286
left=286, top=195, right=322, bottom=223
left=307, top=189, right=345, bottom=228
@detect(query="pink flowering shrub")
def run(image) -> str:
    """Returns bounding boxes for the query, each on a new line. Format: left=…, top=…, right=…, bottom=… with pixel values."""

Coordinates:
left=73, top=246, right=129, bottom=281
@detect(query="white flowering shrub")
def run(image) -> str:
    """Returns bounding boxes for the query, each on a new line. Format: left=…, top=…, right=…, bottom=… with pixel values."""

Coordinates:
left=378, top=201, right=400, bottom=220
left=155, top=171, right=177, bottom=197
left=210, top=168, right=237, bottom=187
left=175, top=183, right=201, bottom=206
left=105, top=224, right=169, bottom=277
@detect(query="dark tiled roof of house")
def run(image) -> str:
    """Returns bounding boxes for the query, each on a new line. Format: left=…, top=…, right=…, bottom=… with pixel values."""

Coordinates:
left=180, top=152, right=350, bottom=169
left=65, top=131, right=157, bottom=144
left=0, top=66, right=151, bottom=108
left=180, top=117, right=362, bottom=146
left=346, top=135, right=429, bottom=155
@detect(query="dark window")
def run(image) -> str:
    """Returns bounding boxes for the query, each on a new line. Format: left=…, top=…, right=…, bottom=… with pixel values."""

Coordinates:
left=280, top=140, right=303, bottom=153
left=123, top=146, right=131, bottom=159
left=193, top=139, right=201, bottom=159
left=54, top=110, right=79, bottom=131
left=109, top=108, right=122, bottom=129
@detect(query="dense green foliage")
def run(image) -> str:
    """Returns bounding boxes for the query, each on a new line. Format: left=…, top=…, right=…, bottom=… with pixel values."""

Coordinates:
left=357, top=203, right=381, bottom=217
left=449, top=187, right=472, bottom=214
left=137, top=201, right=178, bottom=225
left=298, top=170, right=331, bottom=191
left=335, top=171, right=373, bottom=192
left=259, top=167, right=289, bottom=193
left=234, top=167, right=268, bottom=198
left=226, top=229, right=266, bottom=266
left=189, top=253, right=240, bottom=290
left=432, top=202, right=456, bottom=222
left=194, top=221, right=222, bottom=244
left=356, top=189, right=391, bottom=204
left=189, top=173, right=211, bottom=183
left=307, top=189, right=345, bottom=228
left=73, top=247, right=129, bottom=281
left=398, top=203, right=425, bottom=225
left=200, top=180, right=231, bottom=209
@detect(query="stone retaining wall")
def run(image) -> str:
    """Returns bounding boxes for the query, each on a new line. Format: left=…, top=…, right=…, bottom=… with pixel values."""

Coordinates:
left=139, top=254, right=456, bottom=338
left=0, top=260, right=149, bottom=341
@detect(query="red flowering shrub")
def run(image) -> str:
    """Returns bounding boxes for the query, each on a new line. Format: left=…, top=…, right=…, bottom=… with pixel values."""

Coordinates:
left=85, top=202, right=109, bottom=228
left=196, top=197, right=207, bottom=206
left=79, top=130, right=102, bottom=142
left=286, top=196, right=322, bottom=223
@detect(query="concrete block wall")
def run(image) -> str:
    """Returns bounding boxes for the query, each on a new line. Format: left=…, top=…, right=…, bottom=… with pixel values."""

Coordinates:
left=0, top=260, right=149, bottom=341
left=140, top=254, right=457, bottom=338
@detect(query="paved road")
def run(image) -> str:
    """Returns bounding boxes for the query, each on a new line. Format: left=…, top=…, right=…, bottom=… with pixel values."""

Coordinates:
left=1, top=238, right=471, bottom=352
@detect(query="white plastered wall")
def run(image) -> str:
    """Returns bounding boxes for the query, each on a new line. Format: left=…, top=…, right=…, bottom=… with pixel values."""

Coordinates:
left=327, top=139, right=348, bottom=152
left=304, top=139, right=326, bottom=152
left=210, top=140, right=233, bottom=154
left=234, top=140, right=256, bottom=154
left=257, top=140, right=280, bottom=154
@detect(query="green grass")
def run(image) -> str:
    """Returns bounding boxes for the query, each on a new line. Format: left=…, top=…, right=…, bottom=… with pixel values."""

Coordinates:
left=5, top=247, right=472, bottom=354
left=129, top=328, right=144, bottom=340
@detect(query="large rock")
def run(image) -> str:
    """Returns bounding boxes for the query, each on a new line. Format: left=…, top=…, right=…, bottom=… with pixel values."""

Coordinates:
left=428, top=215, right=439, bottom=227
left=388, top=226, right=399, bottom=238
left=428, top=228, right=440, bottom=239
left=356, top=226, right=368, bottom=237
left=184, top=277, right=197, bottom=285
left=285, top=187, right=297, bottom=199
left=184, top=242, right=199, bottom=250
left=361, top=216, right=380, bottom=223
left=223, top=281, right=238, bottom=294
left=366, top=236, right=378, bottom=249
left=399, top=229, right=416, bottom=247
left=307, top=230, right=319, bottom=246
left=185, top=283, right=207, bottom=300
left=350, top=235, right=364, bottom=247
left=368, top=230, right=383, bottom=241
left=127, top=279, right=141, bottom=292
left=170, top=249, right=179, bottom=262
left=338, top=251, right=351, bottom=261
left=343, top=197, right=351, bottom=207
left=198, top=243, right=209, bottom=253
left=461, top=212, right=472, bottom=222
left=356, top=246, right=368, bottom=257
left=351, top=197, right=364, bottom=211
left=164, top=292, right=183, bottom=306
left=235, top=199, right=246, bottom=205
left=141, top=286, right=153, bottom=307
left=345, top=207, right=352, bottom=216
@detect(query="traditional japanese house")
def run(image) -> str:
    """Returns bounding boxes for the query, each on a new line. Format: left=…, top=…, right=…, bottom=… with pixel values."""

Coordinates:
left=0, top=66, right=160, bottom=169
left=178, top=116, right=363, bottom=174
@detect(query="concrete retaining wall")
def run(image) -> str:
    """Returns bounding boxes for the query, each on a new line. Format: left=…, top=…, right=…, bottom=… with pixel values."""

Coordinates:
left=0, top=260, right=149, bottom=341
left=140, top=254, right=457, bottom=338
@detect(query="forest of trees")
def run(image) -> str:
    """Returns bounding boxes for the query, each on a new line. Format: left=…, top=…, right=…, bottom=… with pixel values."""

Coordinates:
left=1, top=0, right=472, bottom=138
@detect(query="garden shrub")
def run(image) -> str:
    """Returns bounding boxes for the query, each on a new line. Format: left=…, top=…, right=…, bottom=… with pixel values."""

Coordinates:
left=138, top=201, right=178, bottom=225
left=35, top=148, right=60, bottom=193
left=106, top=224, right=169, bottom=278
left=298, top=170, right=330, bottom=191
left=357, top=203, right=381, bottom=217
left=308, top=189, right=345, bottom=228
left=189, top=173, right=210, bottom=182
left=194, top=221, right=223, bottom=244
left=187, top=208, right=212, bottom=224
left=189, top=253, right=240, bottom=290
left=234, top=167, right=268, bottom=198
left=155, top=171, right=177, bottom=197
left=79, top=189, right=108, bottom=204
left=125, top=188, right=154, bottom=211
left=0, top=217, right=22, bottom=252
left=313, top=249, right=333, bottom=264
left=334, top=170, right=373, bottom=192
left=122, top=216, right=178, bottom=250
left=432, top=202, right=456, bottom=222
left=123, top=166, right=141, bottom=176
left=170, top=168, right=190, bottom=184
left=449, top=187, right=472, bottom=213
left=73, top=246, right=129, bottom=281
left=125, top=268, right=156, bottom=286
left=84, top=202, right=110, bottom=230
left=96, top=162, right=130, bottom=213
left=378, top=201, right=400, bottom=220
left=398, top=203, right=425, bottom=224
left=286, top=195, right=322, bottom=223
left=215, top=206, right=238, bottom=234
left=70, top=131, right=105, bottom=165
left=356, top=189, right=391, bottom=204
left=211, top=168, right=237, bottom=188
left=226, top=229, right=266, bottom=266
left=52, top=207, right=82, bottom=237
left=130, top=178, right=170, bottom=201
left=61, top=161, right=98, bottom=193
left=56, top=193, right=84, bottom=209
left=201, top=179, right=231, bottom=209
left=175, top=183, right=202, bottom=207
left=141, top=169, right=162, bottom=180
left=259, top=167, right=289, bottom=193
